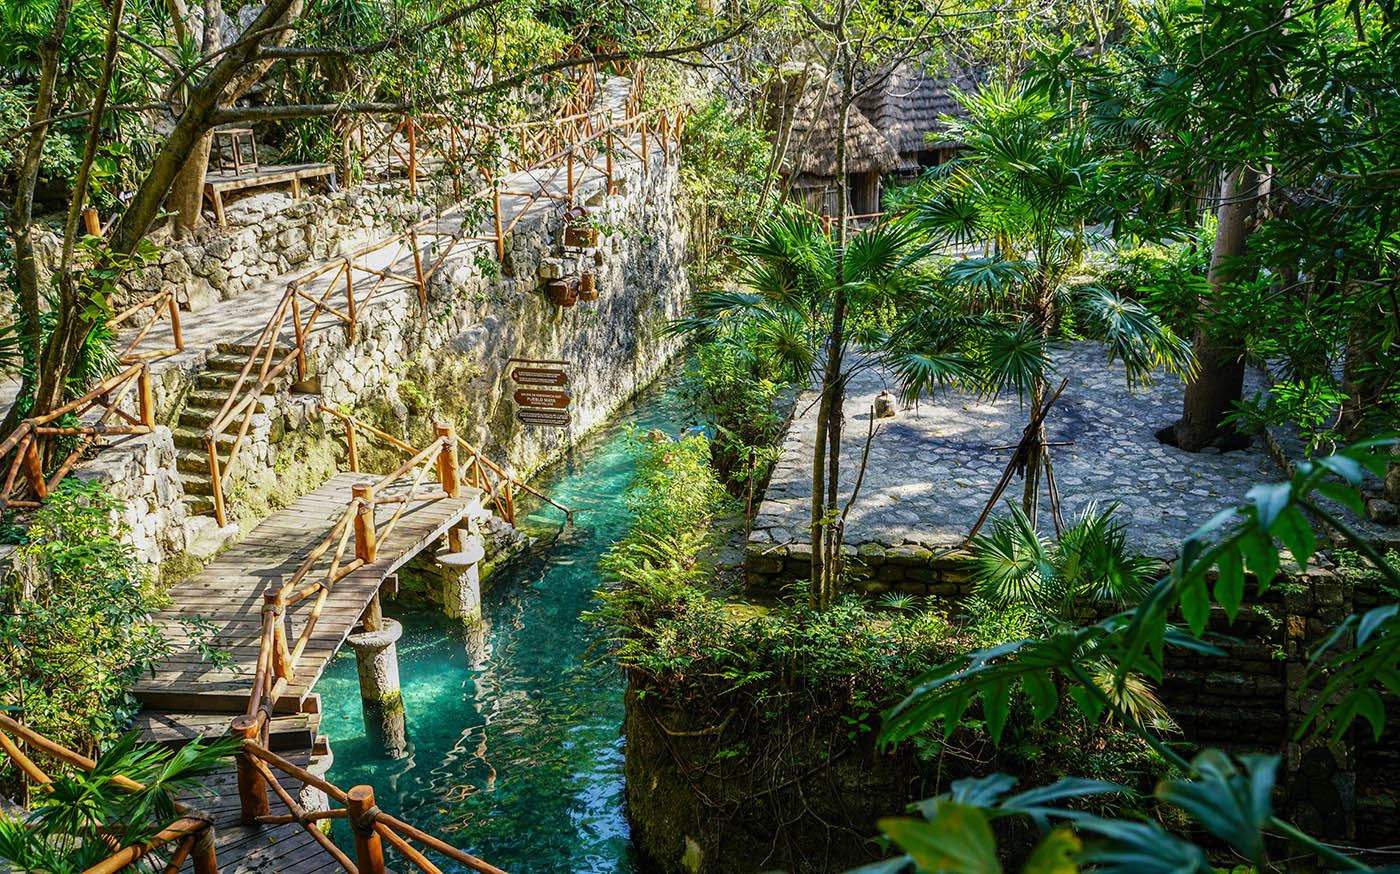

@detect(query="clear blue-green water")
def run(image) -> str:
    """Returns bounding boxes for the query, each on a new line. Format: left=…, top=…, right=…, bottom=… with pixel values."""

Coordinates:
left=316, top=375, right=691, bottom=873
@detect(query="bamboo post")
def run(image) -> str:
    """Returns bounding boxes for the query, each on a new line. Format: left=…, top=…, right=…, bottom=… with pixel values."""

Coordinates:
left=353, top=482, right=377, bottom=563
left=192, top=825, right=219, bottom=874
left=449, top=125, right=461, bottom=200
left=347, top=786, right=387, bottom=874
left=82, top=207, right=101, bottom=236
left=290, top=284, right=307, bottom=383
left=138, top=364, right=154, bottom=427
left=567, top=148, right=575, bottom=200
left=640, top=120, right=649, bottom=177
left=660, top=109, right=669, bottom=159
left=167, top=293, right=184, bottom=351
left=231, top=716, right=269, bottom=825
left=409, top=228, right=427, bottom=310
left=435, top=422, right=459, bottom=497
left=503, top=480, right=515, bottom=524
left=21, top=434, right=47, bottom=501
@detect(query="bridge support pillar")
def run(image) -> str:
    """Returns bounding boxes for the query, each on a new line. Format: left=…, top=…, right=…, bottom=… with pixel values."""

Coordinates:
left=436, top=538, right=486, bottom=623
left=346, top=619, right=408, bottom=759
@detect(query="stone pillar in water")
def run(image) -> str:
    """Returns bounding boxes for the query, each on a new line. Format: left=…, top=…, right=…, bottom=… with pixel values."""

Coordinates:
left=346, top=618, right=408, bottom=758
left=437, top=538, right=487, bottom=622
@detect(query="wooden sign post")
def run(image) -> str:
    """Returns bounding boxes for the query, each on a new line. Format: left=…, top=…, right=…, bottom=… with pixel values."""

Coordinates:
left=509, top=358, right=573, bottom=427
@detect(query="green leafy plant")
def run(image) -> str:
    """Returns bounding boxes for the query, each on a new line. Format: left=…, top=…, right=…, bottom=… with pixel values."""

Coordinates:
left=1, top=482, right=176, bottom=754
left=0, top=730, right=236, bottom=872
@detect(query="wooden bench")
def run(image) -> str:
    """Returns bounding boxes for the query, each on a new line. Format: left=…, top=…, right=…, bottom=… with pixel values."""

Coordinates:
left=203, top=163, right=337, bottom=226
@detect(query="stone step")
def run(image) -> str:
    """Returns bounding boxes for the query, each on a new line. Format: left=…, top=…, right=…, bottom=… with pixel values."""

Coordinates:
left=177, top=405, right=220, bottom=429
left=171, top=426, right=241, bottom=450
left=184, top=388, right=242, bottom=409
left=203, top=351, right=251, bottom=373
left=180, top=472, right=216, bottom=496
left=184, top=494, right=216, bottom=515
left=176, top=453, right=212, bottom=474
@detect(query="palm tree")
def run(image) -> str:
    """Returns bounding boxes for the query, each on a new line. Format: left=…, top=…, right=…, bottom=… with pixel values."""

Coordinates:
left=676, top=209, right=1052, bottom=608
left=905, top=82, right=1193, bottom=525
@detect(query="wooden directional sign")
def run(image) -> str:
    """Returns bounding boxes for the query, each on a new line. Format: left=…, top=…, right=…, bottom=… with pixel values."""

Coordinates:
left=513, top=388, right=572, bottom=409
left=517, top=408, right=572, bottom=427
left=511, top=366, right=569, bottom=387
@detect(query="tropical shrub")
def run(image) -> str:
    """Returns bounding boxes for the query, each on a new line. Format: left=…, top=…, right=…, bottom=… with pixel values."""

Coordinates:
left=865, top=439, right=1400, bottom=871
left=0, top=481, right=171, bottom=754
left=0, top=731, right=236, bottom=870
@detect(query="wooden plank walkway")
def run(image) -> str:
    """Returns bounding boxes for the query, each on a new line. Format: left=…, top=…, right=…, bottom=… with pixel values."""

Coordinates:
left=129, top=472, right=483, bottom=872
left=136, top=472, right=480, bottom=714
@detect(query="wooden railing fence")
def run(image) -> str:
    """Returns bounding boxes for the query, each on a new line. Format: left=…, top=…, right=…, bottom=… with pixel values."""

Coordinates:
left=204, top=101, right=684, bottom=525
left=0, top=714, right=219, bottom=874
left=112, top=287, right=185, bottom=363
left=319, top=404, right=573, bottom=525
left=0, top=361, right=156, bottom=510
left=228, top=729, right=509, bottom=874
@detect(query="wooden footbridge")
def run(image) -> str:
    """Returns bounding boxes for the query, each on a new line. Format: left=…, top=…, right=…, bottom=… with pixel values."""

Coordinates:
left=1, top=426, right=516, bottom=873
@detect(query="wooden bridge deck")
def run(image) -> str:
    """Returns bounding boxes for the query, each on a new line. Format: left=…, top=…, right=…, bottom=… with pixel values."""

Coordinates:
left=135, top=472, right=481, bottom=714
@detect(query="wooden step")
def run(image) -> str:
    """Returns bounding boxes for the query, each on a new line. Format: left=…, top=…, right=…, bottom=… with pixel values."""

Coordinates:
left=133, top=684, right=309, bottom=715
left=133, top=707, right=321, bottom=752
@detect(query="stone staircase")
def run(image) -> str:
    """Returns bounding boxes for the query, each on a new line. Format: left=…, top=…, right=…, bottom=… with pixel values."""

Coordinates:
left=171, top=342, right=295, bottom=516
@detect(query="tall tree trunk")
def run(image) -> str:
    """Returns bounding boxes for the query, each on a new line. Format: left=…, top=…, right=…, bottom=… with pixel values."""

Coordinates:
left=1168, top=166, right=1258, bottom=451
left=169, top=132, right=214, bottom=234
left=0, top=0, right=74, bottom=436
left=810, top=71, right=854, bottom=610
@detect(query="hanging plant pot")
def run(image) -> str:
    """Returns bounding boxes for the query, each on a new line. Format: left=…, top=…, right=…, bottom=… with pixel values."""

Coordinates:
left=545, top=278, right=579, bottom=307
left=563, top=205, right=597, bottom=248
left=578, top=272, right=598, bottom=300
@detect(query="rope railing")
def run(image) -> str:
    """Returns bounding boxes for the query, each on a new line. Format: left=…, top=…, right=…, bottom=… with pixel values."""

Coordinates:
left=203, top=97, right=685, bottom=526
left=0, top=714, right=220, bottom=874
left=0, top=360, right=156, bottom=510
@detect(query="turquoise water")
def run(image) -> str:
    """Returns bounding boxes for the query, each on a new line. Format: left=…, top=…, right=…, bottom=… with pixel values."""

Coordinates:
left=316, top=375, right=690, bottom=873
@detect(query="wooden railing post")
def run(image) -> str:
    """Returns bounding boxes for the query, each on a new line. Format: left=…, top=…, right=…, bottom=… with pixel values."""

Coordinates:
left=290, top=283, right=307, bottom=383
left=168, top=292, right=185, bottom=352
left=605, top=129, right=614, bottom=194
left=21, top=433, right=47, bottom=501
left=407, top=118, right=418, bottom=197
left=353, top=482, right=377, bottom=563
left=409, top=228, right=427, bottom=310
left=138, top=364, right=155, bottom=428
left=266, top=589, right=294, bottom=682
left=230, top=716, right=269, bottom=825
left=344, top=259, right=357, bottom=336
left=567, top=148, right=575, bottom=199
left=206, top=436, right=227, bottom=527
left=192, top=824, right=220, bottom=874
left=347, top=785, right=387, bottom=874
left=345, top=418, right=359, bottom=472
left=640, top=119, right=649, bottom=176
left=435, top=422, right=459, bottom=498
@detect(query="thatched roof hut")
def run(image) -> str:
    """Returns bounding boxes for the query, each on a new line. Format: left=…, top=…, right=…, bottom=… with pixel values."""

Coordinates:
left=856, top=60, right=981, bottom=163
left=770, top=75, right=901, bottom=180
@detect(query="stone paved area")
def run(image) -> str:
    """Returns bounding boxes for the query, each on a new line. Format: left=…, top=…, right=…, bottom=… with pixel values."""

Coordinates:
left=750, top=341, right=1283, bottom=561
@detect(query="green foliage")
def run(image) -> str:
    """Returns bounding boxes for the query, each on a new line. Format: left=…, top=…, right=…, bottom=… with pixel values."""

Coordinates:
left=0, top=731, right=236, bottom=872
left=861, top=438, right=1400, bottom=872
left=970, top=503, right=1156, bottom=618
left=0, top=481, right=172, bottom=753
left=677, top=328, right=788, bottom=491
left=680, top=97, right=772, bottom=269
